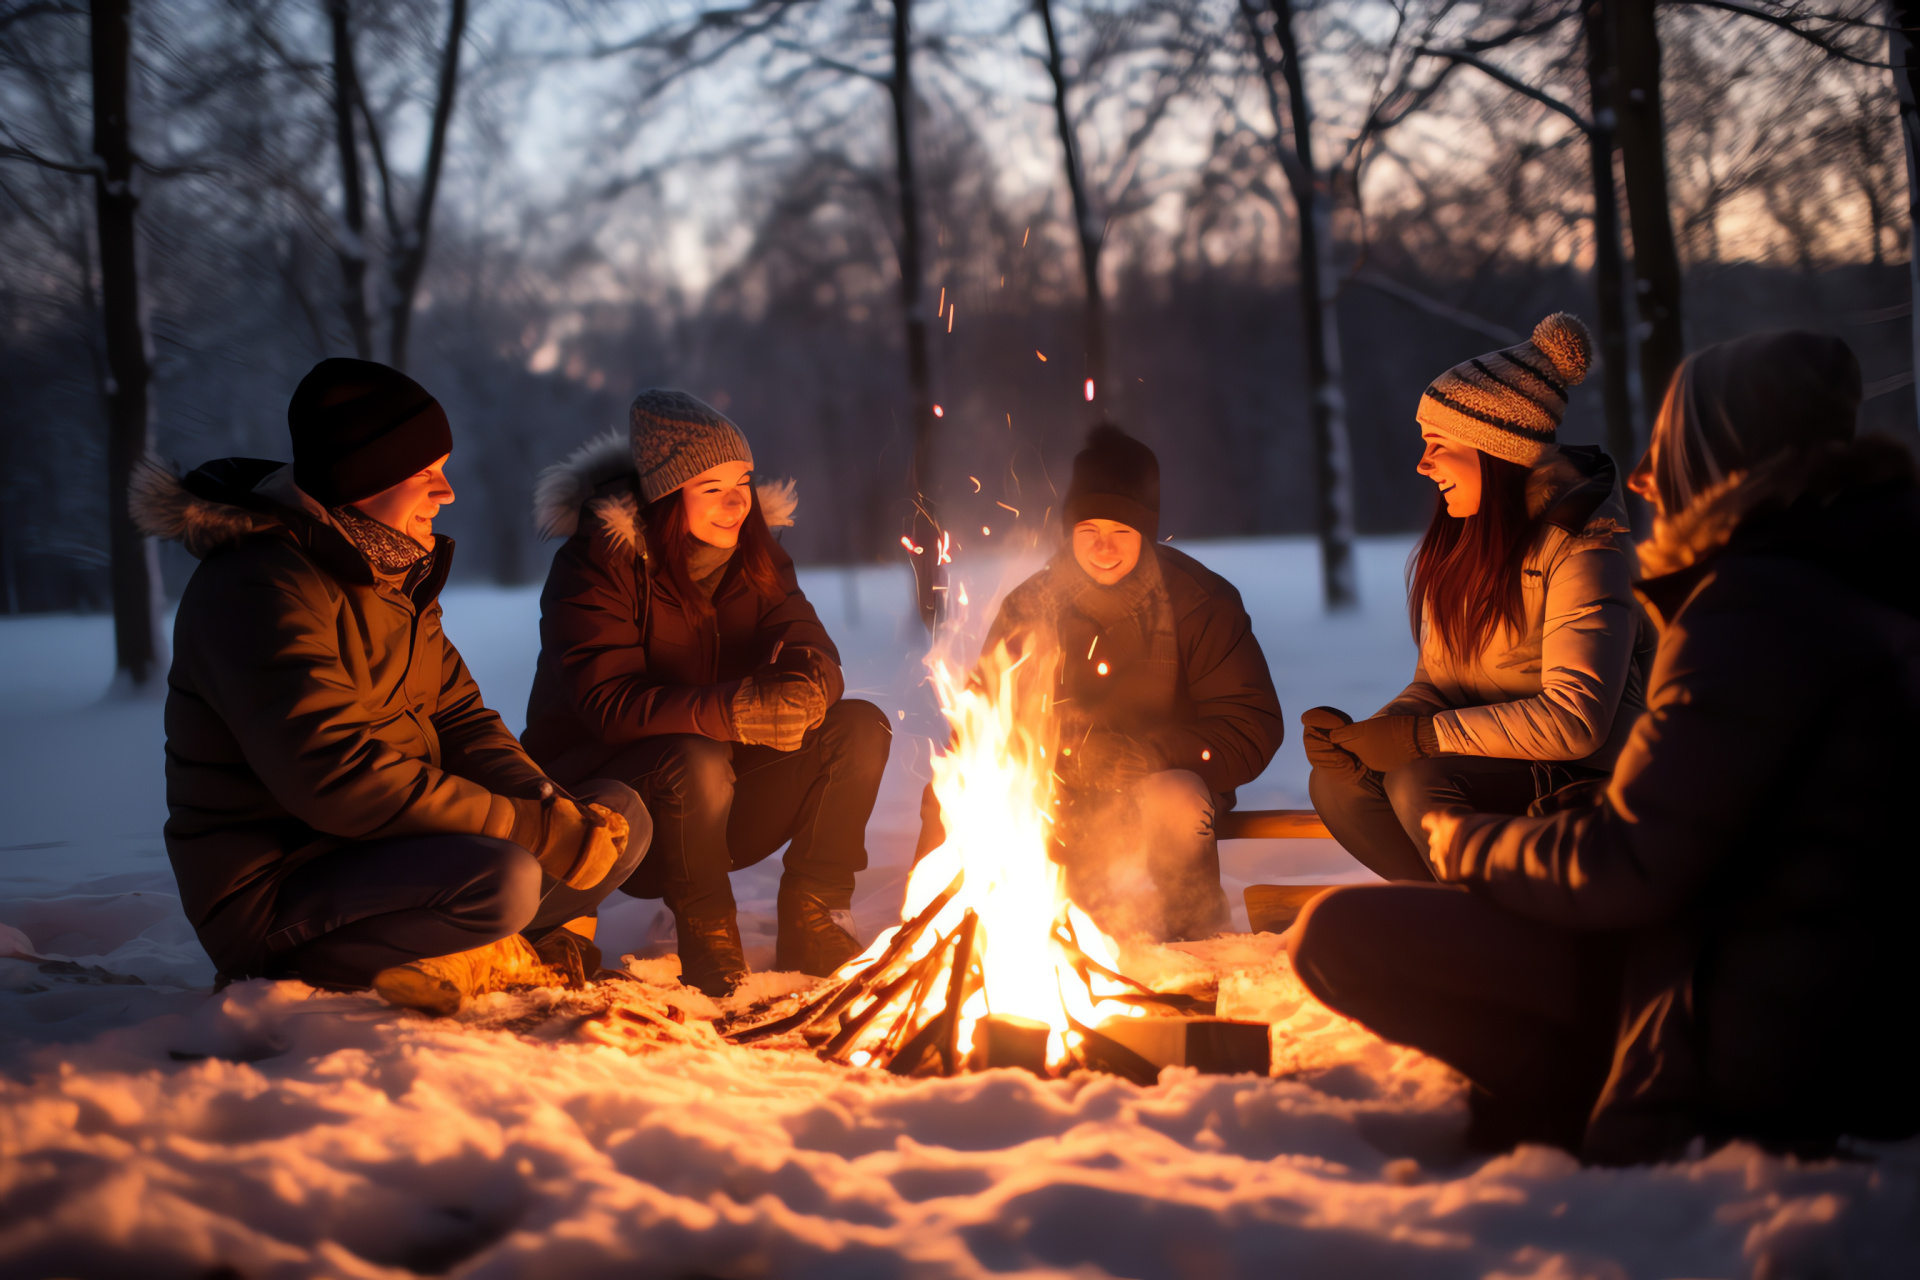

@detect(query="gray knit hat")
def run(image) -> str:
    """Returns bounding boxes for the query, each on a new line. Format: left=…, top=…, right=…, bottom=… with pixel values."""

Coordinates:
left=628, top=390, right=754, bottom=504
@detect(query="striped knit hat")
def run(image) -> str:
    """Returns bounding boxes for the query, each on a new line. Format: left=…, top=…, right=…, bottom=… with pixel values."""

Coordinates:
left=1415, top=313, right=1593, bottom=465
left=628, top=390, right=754, bottom=504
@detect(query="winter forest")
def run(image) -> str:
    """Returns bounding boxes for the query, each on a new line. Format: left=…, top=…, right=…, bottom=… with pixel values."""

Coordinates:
left=4, top=1, right=1920, bottom=1277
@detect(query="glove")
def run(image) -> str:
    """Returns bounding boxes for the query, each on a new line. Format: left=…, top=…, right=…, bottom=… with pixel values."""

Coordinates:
left=1327, top=714, right=1441, bottom=772
left=506, top=793, right=630, bottom=890
left=1056, top=726, right=1159, bottom=794
left=1300, top=706, right=1362, bottom=776
left=770, top=642, right=838, bottom=690
left=730, top=672, right=827, bottom=751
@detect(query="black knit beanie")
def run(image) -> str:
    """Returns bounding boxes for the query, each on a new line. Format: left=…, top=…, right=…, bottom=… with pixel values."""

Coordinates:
left=288, top=358, right=453, bottom=506
left=1063, top=423, right=1160, bottom=542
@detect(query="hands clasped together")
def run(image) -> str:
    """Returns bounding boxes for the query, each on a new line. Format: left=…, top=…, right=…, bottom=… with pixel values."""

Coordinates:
left=505, top=780, right=631, bottom=889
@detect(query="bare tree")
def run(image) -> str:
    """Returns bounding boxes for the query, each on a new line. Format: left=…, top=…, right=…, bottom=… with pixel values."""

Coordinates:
left=92, top=0, right=163, bottom=688
left=1889, top=0, right=1920, bottom=424
left=1036, top=0, right=1110, bottom=407
left=328, top=0, right=372, bottom=358
left=890, top=0, right=940, bottom=629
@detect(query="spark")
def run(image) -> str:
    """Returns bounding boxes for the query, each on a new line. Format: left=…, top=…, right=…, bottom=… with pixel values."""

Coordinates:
left=1096, top=662, right=1109, bottom=676
left=982, top=526, right=991, bottom=536
left=995, top=500, right=1020, bottom=516
left=1006, top=413, right=1012, bottom=429
left=936, top=531, right=952, bottom=567
left=938, top=286, right=945, bottom=316
left=957, top=583, right=969, bottom=606
left=969, top=476, right=981, bottom=492
left=1022, top=226, right=1030, bottom=247
left=933, top=405, right=944, bottom=418
left=901, top=536, right=923, bottom=555
left=1200, top=749, right=1211, bottom=761
left=1086, top=636, right=1098, bottom=659
left=1035, top=350, right=1047, bottom=362
left=1084, top=379, right=1095, bottom=402
left=948, top=304, right=954, bottom=334
left=897, top=709, right=906, bottom=719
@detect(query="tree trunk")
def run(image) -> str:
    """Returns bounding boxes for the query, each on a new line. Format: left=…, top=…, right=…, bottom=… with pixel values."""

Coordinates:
left=1891, top=0, right=1920, bottom=432
left=890, top=0, right=939, bottom=630
left=1036, top=0, right=1109, bottom=411
left=385, top=0, right=466, bottom=372
left=328, top=0, right=372, bottom=359
left=91, top=0, right=162, bottom=688
left=1583, top=0, right=1641, bottom=478
left=1263, top=0, right=1358, bottom=609
left=1613, top=0, right=1685, bottom=416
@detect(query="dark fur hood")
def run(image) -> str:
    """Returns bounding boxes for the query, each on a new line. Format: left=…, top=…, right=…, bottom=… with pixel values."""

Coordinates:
left=531, top=427, right=797, bottom=559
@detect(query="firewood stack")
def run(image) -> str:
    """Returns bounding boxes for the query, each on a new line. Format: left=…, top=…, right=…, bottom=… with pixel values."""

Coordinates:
left=723, top=872, right=1271, bottom=1082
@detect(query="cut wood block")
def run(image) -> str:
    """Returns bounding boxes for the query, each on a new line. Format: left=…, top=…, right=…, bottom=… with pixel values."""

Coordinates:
left=968, top=1013, right=1051, bottom=1075
left=1243, top=884, right=1339, bottom=935
left=1216, top=809, right=1332, bottom=840
left=1093, top=1015, right=1271, bottom=1076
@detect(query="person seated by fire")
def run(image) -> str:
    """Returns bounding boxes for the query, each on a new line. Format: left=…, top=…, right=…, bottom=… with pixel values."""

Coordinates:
left=131, top=359, right=647, bottom=1017
left=1302, top=314, right=1649, bottom=882
left=1290, top=331, right=1920, bottom=1163
left=916, top=424, right=1285, bottom=943
left=525, top=391, right=892, bottom=999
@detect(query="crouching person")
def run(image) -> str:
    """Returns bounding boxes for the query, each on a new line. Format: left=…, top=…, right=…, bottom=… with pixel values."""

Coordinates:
left=919, top=425, right=1284, bottom=941
left=1305, top=314, right=1648, bottom=882
left=1292, top=332, right=1920, bottom=1162
left=524, top=392, right=891, bottom=998
left=134, top=359, right=648, bottom=1015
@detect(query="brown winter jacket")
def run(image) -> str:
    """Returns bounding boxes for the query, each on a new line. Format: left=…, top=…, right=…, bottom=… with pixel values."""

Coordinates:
left=521, top=430, right=840, bottom=786
left=986, top=545, right=1284, bottom=800
left=1381, top=446, right=1651, bottom=770
left=131, top=457, right=549, bottom=978
left=1432, top=436, right=1920, bottom=1161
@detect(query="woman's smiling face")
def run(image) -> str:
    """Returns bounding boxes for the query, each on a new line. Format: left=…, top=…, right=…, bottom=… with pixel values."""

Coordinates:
left=680, top=460, right=754, bottom=547
left=1417, top=428, right=1483, bottom=517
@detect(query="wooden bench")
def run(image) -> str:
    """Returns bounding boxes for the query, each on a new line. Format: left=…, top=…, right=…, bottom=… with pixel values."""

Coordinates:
left=1215, top=809, right=1340, bottom=934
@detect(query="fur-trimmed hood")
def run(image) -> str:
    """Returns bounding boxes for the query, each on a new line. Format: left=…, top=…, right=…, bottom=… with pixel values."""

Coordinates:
left=1637, top=434, right=1919, bottom=582
left=130, top=455, right=337, bottom=559
left=532, top=427, right=797, bottom=557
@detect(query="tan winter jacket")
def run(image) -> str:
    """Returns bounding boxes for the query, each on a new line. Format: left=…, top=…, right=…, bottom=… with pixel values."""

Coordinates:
left=1380, top=446, right=1649, bottom=770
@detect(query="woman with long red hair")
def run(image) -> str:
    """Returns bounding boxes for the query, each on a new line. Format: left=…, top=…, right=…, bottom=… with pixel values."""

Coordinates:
left=524, top=391, right=891, bottom=997
left=1304, top=314, right=1647, bottom=881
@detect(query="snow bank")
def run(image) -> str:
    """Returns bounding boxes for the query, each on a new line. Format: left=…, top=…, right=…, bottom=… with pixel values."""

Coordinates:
left=3, top=540, right=1916, bottom=1278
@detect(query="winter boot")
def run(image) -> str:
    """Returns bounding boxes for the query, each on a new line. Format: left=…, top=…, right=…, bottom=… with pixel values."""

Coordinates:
left=532, top=923, right=602, bottom=989
left=372, top=933, right=554, bottom=1017
left=775, top=881, right=862, bottom=977
left=673, top=910, right=748, bottom=999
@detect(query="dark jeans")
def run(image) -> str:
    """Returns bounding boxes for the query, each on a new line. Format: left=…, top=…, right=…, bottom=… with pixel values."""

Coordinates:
left=1310, top=755, right=1598, bottom=882
left=265, top=778, right=649, bottom=990
left=605, top=699, right=892, bottom=921
left=1289, top=883, right=1619, bottom=1151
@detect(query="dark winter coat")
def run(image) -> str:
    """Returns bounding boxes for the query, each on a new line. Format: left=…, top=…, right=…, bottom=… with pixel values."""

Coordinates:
left=987, top=545, right=1284, bottom=800
left=131, top=458, right=547, bottom=978
left=1432, top=435, right=1920, bottom=1161
left=522, top=430, right=840, bottom=786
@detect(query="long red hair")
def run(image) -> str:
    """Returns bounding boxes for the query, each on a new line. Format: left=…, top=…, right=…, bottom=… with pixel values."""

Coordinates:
left=644, top=485, right=786, bottom=622
left=1406, top=451, right=1540, bottom=663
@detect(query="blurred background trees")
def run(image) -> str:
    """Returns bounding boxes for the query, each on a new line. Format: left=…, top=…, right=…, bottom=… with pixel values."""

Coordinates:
left=1, top=0, right=1911, bottom=670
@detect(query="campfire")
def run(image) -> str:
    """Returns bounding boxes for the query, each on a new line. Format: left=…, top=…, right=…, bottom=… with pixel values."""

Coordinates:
left=727, top=624, right=1268, bottom=1082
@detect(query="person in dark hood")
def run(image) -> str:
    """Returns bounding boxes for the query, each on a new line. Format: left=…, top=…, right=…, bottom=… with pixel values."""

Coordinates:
left=132, top=358, right=648, bottom=1016
left=1303, top=314, right=1650, bottom=882
left=915, top=425, right=1285, bottom=941
left=524, top=392, right=891, bottom=998
left=1289, top=331, right=1920, bottom=1163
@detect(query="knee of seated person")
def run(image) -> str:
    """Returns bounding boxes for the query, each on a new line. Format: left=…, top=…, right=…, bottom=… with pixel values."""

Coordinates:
left=575, top=779, right=652, bottom=882
left=655, top=736, right=735, bottom=803
left=823, top=699, right=892, bottom=762
left=1287, top=886, right=1372, bottom=1006
left=1380, top=755, right=1453, bottom=807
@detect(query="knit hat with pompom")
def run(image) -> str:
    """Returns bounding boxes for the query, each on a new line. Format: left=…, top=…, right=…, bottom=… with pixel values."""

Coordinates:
left=1415, top=313, right=1593, bottom=465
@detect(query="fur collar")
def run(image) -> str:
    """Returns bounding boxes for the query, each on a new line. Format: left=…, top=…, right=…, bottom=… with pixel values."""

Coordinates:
left=532, top=426, right=798, bottom=559
left=1523, top=448, right=1584, bottom=520
left=1637, top=434, right=1918, bottom=581
left=130, top=455, right=270, bottom=558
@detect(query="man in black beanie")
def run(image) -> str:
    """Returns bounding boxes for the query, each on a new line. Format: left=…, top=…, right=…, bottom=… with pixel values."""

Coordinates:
left=915, top=424, right=1285, bottom=940
left=132, top=358, right=650, bottom=1014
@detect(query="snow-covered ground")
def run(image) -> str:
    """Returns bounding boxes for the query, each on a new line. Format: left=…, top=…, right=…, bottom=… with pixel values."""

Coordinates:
left=2, top=537, right=1915, bottom=1278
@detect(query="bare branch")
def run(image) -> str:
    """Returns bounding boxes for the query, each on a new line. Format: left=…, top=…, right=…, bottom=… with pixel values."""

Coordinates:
left=1416, top=45, right=1593, bottom=132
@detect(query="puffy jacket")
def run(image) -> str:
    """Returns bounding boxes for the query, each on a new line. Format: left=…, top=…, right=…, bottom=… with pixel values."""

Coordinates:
left=132, top=458, right=547, bottom=977
left=522, top=431, right=840, bottom=786
left=1382, top=445, right=1650, bottom=770
left=986, top=545, right=1283, bottom=800
left=1433, top=436, right=1920, bottom=1161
